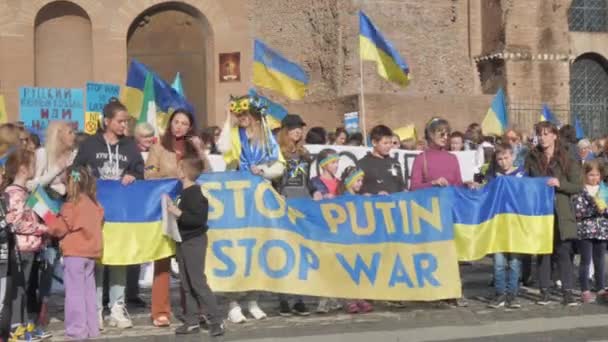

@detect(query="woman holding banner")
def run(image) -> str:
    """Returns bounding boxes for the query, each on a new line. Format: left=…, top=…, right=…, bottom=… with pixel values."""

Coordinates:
left=275, top=113, right=311, bottom=316
left=144, top=109, right=211, bottom=327
left=217, top=93, right=284, bottom=323
left=73, top=98, right=145, bottom=330
left=525, top=121, right=582, bottom=306
left=410, top=117, right=466, bottom=307
left=410, top=117, right=463, bottom=191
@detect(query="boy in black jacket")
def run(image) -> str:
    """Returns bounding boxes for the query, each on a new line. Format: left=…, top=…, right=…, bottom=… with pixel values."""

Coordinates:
left=165, top=158, right=225, bottom=336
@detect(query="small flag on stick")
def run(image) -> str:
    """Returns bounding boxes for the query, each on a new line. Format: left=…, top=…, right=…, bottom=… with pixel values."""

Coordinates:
left=26, top=186, right=61, bottom=225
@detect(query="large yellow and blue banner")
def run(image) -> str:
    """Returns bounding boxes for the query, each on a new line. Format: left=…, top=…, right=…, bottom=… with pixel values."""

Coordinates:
left=97, top=173, right=554, bottom=301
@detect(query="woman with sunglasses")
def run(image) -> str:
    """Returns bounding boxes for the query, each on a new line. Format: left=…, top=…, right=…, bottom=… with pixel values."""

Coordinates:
left=410, top=117, right=463, bottom=191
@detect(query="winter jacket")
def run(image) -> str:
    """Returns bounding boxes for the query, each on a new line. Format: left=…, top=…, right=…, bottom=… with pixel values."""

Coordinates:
left=48, top=194, right=104, bottom=259
left=73, top=133, right=144, bottom=180
left=525, top=147, right=582, bottom=240
left=572, top=189, right=608, bottom=240
left=4, top=185, right=47, bottom=252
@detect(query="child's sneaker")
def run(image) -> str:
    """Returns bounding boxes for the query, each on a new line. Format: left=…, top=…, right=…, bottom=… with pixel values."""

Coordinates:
left=209, top=322, right=225, bottom=337
left=563, top=291, right=580, bottom=306
left=248, top=301, right=267, bottom=320
left=357, top=300, right=373, bottom=313
left=278, top=300, right=292, bottom=317
left=227, top=306, right=247, bottom=323
left=316, top=298, right=330, bottom=314
left=581, top=291, right=596, bottom=304
left=108, top=302, right=133, bottom=328
left=506, top=295, right=521, bottom=309
left=10, top=324, right=40, bottom=342
left=26, top=323, right=52, bottom=340
left=346, top=302, right=359, bottom=314
left=292, top=301, right=310, bottom=316
left=487, top=294, right=507, bottom=309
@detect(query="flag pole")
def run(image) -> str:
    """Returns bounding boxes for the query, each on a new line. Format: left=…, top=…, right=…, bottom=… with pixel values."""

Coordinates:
left=359, top=43, right=368, bottom=145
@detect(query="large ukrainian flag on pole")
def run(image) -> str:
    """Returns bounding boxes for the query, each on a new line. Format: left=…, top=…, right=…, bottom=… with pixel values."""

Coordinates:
left=481, top=88, right=508, bottom=136
left=122, top=60, right=195, bottom=132
left=359, top=11, right=410, bottom=87
left=253, top=39, right=309, bottom=100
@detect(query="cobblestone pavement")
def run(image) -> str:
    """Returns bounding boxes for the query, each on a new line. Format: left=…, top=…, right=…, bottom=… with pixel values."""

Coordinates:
left=42, top=260, right=608, bottom=341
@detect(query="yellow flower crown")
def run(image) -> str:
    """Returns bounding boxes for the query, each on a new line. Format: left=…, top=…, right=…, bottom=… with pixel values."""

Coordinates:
left=229, top=96, right=251, bottom=114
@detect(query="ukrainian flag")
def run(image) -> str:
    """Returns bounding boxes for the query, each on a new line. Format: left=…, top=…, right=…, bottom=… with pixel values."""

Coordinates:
left=253, top=39, right=309, bottom=100
left=248, top=88, right=287, bottom=129
left=359, top=11, right=410, bottom=87
left=122, top=60, right=195, bottom=131
left=97, top=179, right=180, bottom=265
left=481, top=88, right=508, bottom=136
left=452, top=177, right=555, bottom=261
left=540, top=104, right=560, bottom=125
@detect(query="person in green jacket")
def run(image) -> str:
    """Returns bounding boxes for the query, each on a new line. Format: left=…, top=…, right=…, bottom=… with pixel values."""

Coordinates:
left=525, top=121, right=582, bottom=306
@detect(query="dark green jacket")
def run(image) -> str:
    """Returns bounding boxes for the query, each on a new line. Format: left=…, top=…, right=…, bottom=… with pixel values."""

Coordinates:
left=525, top=147, right=582, bottom=240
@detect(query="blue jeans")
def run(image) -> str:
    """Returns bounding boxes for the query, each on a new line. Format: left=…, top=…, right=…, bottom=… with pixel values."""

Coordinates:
left=95, top=265, right=126, bottom=310
left=494, top=253, right=521, bottom=295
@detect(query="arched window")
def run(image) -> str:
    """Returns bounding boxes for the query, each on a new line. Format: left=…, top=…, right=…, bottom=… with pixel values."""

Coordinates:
left=569, top=0, right=608, bottom=32
left=570, top=54, right=608, bottom=138
left=35, top=1, right=92, bottom=87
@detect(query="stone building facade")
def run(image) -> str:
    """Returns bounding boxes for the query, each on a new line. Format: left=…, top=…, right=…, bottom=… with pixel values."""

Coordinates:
left=0, top=0, right=607, bottom=136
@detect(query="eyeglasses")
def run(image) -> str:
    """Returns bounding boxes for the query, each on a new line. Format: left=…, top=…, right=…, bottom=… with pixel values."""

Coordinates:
left=436, top=131, right=449, bottom=138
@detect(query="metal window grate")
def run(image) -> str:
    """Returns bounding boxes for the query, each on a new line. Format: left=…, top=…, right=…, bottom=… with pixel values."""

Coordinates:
left=508, top=101, right=569, bottom=134
left=570, top=56, right=608, bottom=138
left=569, top=0, right=608, bottom=32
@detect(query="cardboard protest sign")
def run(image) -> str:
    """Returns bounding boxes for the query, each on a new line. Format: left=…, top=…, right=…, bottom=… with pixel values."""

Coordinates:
left=19, top=87, right=84, bottom=131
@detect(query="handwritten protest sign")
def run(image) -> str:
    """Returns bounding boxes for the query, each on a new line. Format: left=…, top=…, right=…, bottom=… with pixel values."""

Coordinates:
left=19, top=87, right=84, bottom=131
left=86, top=82, right=120, bottom=112
left=85, top=82, right=120, bottom=135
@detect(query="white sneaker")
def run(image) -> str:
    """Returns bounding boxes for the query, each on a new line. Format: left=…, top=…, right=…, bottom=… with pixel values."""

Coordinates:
left=228, top=306, right=247, bottom=324
left=248, top=301, right=267, bottom=320
left=98, top=309, right=104, bottom=331
left=316, top=298, right=330, bottom=313
left=108, top=303, right=133, bottom=329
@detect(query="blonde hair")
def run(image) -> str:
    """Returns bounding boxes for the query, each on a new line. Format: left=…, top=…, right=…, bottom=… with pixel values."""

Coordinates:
left=134, top=122, right=155, bottom=137
left=45, top=121, right=74, bottom=170
left=277, top=127, right=308, bottom=159
left=66, top=165, right=97, bottom=204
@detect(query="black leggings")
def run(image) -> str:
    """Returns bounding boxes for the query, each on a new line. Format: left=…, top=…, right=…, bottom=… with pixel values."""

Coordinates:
left=538, top=239, right=574, bottom=292
left=578, top=239, right=606, bottom=292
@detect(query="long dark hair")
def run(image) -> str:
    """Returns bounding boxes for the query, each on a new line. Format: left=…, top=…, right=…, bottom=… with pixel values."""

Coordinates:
left=533, top=121, right=569, bottom=174
left=160, top=109, right=198, bottom=157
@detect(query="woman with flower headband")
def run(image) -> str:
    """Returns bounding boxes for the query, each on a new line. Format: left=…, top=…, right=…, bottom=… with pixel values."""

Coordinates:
left=217, top=92, right=284, bottom=323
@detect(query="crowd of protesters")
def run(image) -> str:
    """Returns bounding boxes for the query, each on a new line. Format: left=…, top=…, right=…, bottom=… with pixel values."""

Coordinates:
left=3, top=93, right=608, bottom=341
